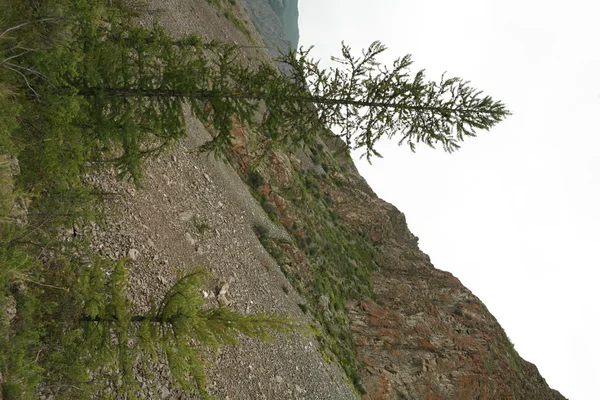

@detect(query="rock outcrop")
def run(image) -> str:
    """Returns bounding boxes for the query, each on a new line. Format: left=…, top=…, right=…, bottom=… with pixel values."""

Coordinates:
left=331, top=168, right=566, bottom=399
left=230, top=4, right=566, bottom=398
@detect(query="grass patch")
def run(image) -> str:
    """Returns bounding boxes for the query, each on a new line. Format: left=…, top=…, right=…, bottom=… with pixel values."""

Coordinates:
left=206, top=0, right=253, bottom=40
left=247, top=146, right=378, bottom=388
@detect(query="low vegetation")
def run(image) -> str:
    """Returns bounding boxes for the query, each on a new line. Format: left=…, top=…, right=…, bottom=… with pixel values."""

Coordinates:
left=205, top=0, right=253, bottom=40
left=245, top=145, right=377, bottom=387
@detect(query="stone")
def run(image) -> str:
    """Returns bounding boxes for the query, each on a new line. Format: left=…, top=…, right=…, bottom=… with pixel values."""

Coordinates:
left=159, top=385, right=170, bottom=399
left=128, top=248, right=140, bottom=260
left=179, top=210, right=196, bottom=221
left=217, top=279, right=232, bottom=306
left=184, top=232, right=196, bottom=246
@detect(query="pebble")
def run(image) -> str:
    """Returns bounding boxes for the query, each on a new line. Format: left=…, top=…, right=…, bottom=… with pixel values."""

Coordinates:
left=184, top=232, right=197, bottom=246
left=128, top=248, right=140, bottom=260
left=159, top=385, right=170, bottom=399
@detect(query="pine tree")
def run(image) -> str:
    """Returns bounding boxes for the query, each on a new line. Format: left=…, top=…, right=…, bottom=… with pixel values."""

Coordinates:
left=4, top=0, right=509, bottom=183
left=279, top=41, right=511, bottom=160
left=70, top=24, right=510, bottom=166
left=46, top=261, right=301, bottom=399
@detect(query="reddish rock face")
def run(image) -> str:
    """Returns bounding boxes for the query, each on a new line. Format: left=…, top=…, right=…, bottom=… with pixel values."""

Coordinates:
left=290, top=144, right=565, bottom=399
left=339, top=195, right=565, bottom=399
left=225, top=89, right=563, bottom=399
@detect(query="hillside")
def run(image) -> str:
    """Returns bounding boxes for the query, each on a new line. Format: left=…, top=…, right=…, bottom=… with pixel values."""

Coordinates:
left=0, top=0, right=565, bottom=399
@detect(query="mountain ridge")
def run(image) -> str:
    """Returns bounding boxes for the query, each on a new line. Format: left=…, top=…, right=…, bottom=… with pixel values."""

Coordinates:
left=231, top=1, right=566, bottom=398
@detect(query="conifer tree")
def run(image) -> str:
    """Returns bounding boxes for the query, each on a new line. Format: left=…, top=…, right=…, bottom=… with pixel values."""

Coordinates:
left=66, top=20, right=510, bottom=165
left=70, top=22, right=510, bottom=166
left=5, top=0, right=509, bottom=182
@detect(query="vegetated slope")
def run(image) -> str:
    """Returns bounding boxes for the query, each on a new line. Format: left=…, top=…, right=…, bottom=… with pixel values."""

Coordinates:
left=227, top=128, right=567, bottom=400
left=77, top=1, right=359, bottom=399
left=220, top=1, right=567, bottom=399
left=0, top=0, right=565, bottom=398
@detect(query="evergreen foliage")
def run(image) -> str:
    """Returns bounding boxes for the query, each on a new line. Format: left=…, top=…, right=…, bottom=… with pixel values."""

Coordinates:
left=3, top=0, right=509, bottom=185
left=42, top=261, right=300, bottom=399
left=1, top=228, right=300, bottom=398
left=0, top=2, right=299, bottom=398
left=280, top=42, right=511, bottom=159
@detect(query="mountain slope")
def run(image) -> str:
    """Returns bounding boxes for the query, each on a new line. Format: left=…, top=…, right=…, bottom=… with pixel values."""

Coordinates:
left=210, top=1, right=566, bottom=398
left=78, top=0, right=565, bottom=398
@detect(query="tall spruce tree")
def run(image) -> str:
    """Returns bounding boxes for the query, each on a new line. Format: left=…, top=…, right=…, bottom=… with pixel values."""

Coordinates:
left=70, top=24, right=510, bottom=167
left=67, top=21, right=510, bottom=166
left=5, top=0, right=509, bottom=182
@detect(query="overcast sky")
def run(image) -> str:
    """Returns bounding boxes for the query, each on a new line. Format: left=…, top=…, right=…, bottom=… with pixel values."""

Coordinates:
left=298, top=1, right=599, bottom=399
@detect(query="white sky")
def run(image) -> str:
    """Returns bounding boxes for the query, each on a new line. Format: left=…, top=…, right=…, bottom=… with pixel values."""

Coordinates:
left=298, top=1, right=599, bottom=399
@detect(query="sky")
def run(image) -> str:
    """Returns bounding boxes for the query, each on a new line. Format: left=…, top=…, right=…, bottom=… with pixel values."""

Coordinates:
left=298, top=1, right=599, bottom=399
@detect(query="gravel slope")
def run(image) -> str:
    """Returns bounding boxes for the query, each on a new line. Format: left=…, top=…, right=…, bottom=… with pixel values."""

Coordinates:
left=86, top=3, right=358, bottom=393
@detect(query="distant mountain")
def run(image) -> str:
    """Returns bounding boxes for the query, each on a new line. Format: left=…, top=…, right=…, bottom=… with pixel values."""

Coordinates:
left=268, top=0, right=299, bottom=50
left=240, top=0, right=299, bottom=56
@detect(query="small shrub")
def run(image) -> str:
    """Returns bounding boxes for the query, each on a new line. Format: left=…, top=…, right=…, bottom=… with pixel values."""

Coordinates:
left=247, top=168, right=265, bottom=189
left=194, top=217, right=212, bottom=234
left=261, top=201, right=276, bottom=216
left=253, top=223, right=269, bottom=238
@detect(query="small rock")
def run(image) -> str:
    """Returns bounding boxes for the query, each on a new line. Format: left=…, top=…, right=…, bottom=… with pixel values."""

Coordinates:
left=179, top=210, right=196, bottom=221
left=275, top=375, right=283, bottom=384
left=128, top=248, right=140, bottom=260
left=217, top=279, right=231, bottom=306
left=184, top=232, right=196, bottom=246
left=385, top=364, right=398, bottom=374
left=159, top=385, right=170, bottom=399
left=202, top=290, right=215, bottom=299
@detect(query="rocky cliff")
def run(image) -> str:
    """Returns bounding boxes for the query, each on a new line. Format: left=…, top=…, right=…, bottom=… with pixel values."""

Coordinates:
left=227, top=131, right=566, bottom=398
left=327, top=158, right=566, bottom=399
left=220, top=2, right=566, bottom=399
